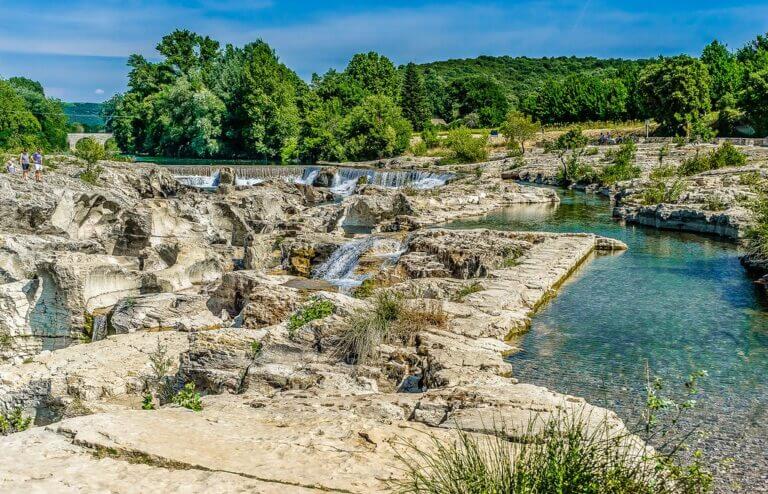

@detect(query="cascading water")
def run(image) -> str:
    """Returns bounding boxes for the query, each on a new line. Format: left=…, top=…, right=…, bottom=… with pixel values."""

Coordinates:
left=312, top=236, right=405, bottom=291
left=169, top=165, right=453, bottom=193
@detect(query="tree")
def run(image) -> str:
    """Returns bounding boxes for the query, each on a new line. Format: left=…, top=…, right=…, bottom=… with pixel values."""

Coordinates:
left=400, top=63, right=430, bottom=131
left=445, top=127, right=488, bottom=163
left=342, top=95, right=412, bottom=161
left=345, top=52, right=400, bottom=98
left=528, top=74, right=628, bottom=124
left=741, top=67, right=768, bottom=136
left=214, top=41, right=302, bottom=158
left=0, top=81, right=41, bottom=150
left=701, top=40, right=739, bottom=107
left=297, top=96, right=347, bottom=162
left=74, top=137, right=106, bottom=164
left=638, top=56, right=711, bottom=136
left=147, top=76, right=225, bottom=157
left=550, top=128, right=588, bottom=183
left=9, top=78, right=68, bottom=150
left=448, top=76, right=509, bottom=127
left=423, top=69, right=451, bottom=121
left=155, top=29, right=220, bottom=78
left=499, top=111, right=539, bottom=153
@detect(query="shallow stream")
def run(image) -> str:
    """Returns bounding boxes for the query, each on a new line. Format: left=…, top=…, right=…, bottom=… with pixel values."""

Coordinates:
left=445, top=188, right=768, bottom=492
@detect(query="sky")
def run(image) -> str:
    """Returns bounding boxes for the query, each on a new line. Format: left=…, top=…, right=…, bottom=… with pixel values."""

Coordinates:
left=0, top=0, right=766, bottom=102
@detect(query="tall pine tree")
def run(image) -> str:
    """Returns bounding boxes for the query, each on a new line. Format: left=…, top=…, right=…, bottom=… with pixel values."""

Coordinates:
left=400, top=63, right=430, bottom=131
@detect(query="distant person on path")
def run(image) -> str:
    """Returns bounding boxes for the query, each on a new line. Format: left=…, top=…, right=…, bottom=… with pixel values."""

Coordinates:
left=19, top=150, right=30, bottom=180
left=5, top=158, right=16, bottom=174
left=33, top=149, right=43, bottom=182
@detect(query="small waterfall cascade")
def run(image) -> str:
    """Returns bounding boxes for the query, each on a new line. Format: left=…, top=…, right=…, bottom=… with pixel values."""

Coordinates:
left=91, top=314, right=108, bottom=342
left=330, top=168, right=455, bottom=196
left=312, top=236, right=406, bottom=291
left=168, top=165, right=453, bottom=192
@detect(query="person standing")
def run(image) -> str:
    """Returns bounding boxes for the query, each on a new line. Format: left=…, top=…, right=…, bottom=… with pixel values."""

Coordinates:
left=32, top=149, right=43, bottom=183
left=19, top=149, right=30, bottom=180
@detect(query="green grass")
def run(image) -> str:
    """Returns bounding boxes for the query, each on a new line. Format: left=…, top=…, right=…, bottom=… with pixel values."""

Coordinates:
left=452, top=282, right=484, bottom=302
left=0, top=408, right=32, bottom=435
left=339, top=291, right=447, bottom=364
left=641, top=179, right=686, bottom=206
left=395, top=413, right=712, bottom=494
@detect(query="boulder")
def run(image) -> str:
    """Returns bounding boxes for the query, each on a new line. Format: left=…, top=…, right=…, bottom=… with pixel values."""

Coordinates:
left=110, top=293, right=223, bottom=334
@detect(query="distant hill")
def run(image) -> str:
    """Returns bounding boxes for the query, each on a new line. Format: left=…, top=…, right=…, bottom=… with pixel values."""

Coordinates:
left=63, top=102, right=105, bottom=131
left=418, top=55, right=653, bottom=106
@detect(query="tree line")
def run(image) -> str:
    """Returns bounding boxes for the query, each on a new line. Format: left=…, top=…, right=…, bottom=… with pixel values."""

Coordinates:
left=102, top=30, right=768, bottom=162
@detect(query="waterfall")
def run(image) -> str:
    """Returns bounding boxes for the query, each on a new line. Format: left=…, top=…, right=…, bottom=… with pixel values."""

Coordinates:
left=312, top=236, right=406, bottom=291
left=169, top=165, right=454, bottom=192
left=295, top=167, right=321, bottom=185
left=91, top=314, right=108, bottom=342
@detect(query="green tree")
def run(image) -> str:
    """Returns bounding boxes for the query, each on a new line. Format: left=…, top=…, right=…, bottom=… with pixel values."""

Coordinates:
left=214, top=41, right=302, bottom=158
left=9, top=77, right=68, bottom=150
left=423, top=69, right=451, bottom=121
left=400, top=63, right=430, bottom=131
left=342, top=95, right=412, bottom=161
left=741, top=67, right=768, bottom=136
left=638, top=56, right=711, bottom=136
left=551, top=128, right=588, bottom=183
left=155, top=29, right=220, bottom=78
left=701, top=40, right=739, bottom=107
left=0, top=80, right=41, bottom=150
left=297, top=96, right=347, bottom=162
left=345, top=52, right=400, bottom=98
left=448, top=76, right=509, bottom=127
left=445, top=126, right=488, bottom=163
left=529, top=73, right=628, bottom=124
left=499, top=111, right=539, bottom=153
left=146, top=76, right=225, bottom=157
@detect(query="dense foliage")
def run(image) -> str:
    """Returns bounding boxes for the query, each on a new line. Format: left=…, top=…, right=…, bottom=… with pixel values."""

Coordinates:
left=100, top=29, right=768, bottom=162
left=0, top=77, right=68, bottom=151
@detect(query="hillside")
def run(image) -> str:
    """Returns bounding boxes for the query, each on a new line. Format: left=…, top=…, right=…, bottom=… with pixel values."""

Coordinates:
left=63, top=102, right=105, bottom=130
left=418, top=55, right=653, bottom=105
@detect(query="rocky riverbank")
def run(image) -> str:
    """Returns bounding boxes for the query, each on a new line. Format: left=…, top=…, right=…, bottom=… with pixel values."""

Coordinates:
left=0, top=158, right=638, bottom=492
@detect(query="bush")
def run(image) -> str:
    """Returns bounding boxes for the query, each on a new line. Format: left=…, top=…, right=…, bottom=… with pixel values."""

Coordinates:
left=740, top=171, right=763, bottom=187
left=708, top=142, right=746, bottom=169
left=746, top=191, right=768, bottom=259
left=172, top=382, right=203, bottom=411
left=641, top=178, right=686, bottom=205
left=287, top=298, right=335, bottom=338
left=452, top=281, right=483, bottom=302
left=704, top=196, right=728, bottom=211
left=0, top=407, right=32, bottom=435
left=74, top=137, right=106, bottom=165
left=410, top=141, right=428, bottom=157
left=352, top=278, right=378, bottom=299
left=444, top=127, right=488, bottom=164
left=678, top=143, right=747, bottom=176
left=421, top=125, right=439, bottom=149
left=649, top=164, right=678, bottom=180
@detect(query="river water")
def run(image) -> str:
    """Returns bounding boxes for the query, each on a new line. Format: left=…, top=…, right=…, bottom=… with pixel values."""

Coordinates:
left=445, top=187, right=768, bottom=492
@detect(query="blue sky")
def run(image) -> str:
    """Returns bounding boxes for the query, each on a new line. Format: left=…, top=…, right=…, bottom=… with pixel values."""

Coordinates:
left=0, top=0, right=766, bottom=102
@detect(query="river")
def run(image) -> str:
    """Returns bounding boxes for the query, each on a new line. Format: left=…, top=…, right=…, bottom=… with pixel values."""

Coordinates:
left=445, top=187, right=768, bottom=492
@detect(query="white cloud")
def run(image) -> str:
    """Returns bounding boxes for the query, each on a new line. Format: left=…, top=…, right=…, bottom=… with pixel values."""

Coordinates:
left=94, top=88, right=105, bottom=95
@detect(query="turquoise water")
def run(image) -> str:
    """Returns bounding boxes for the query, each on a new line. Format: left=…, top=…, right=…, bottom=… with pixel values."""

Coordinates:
left=445, top=188, right=768, bottom=491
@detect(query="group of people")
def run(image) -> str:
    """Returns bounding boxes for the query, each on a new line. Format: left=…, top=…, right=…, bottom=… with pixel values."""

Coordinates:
left=597, top=132, right=625, bottom=145
left=5, top=149, right=43, bottom=182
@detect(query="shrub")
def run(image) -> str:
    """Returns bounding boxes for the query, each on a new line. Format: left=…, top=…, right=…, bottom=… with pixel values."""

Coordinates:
left=421, top=125, right=439, bottom=149
left=739, top=171, right=763, bottom=187
left=679, top=143, right=747, bottom=176
left=601, top=140, right=641, bottom=185
left=678, top=152, right=711, bottom=176
left=649, top=164, right=678, bottom=180
left=74, top=137, right=106, bottom=165
left=641, top=178, right=686, bottom=205
left=142, top=393, right=155, bottom=410
left=0, top=407, right=32, bottom=435
left=708, top=142, right=746, bottom=169
left=584, top=146, right=599, bottom=156
left=445, top=127, right=488, bottom=164
left=746, top=191, right=768, bottom=258
left=410, top=141, right=428, bottom=157
left=172, top=382, right=203, bottom=411
left=287, top=298, right=335, bottom=338
left=704, top=196, right=728, bottom=211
